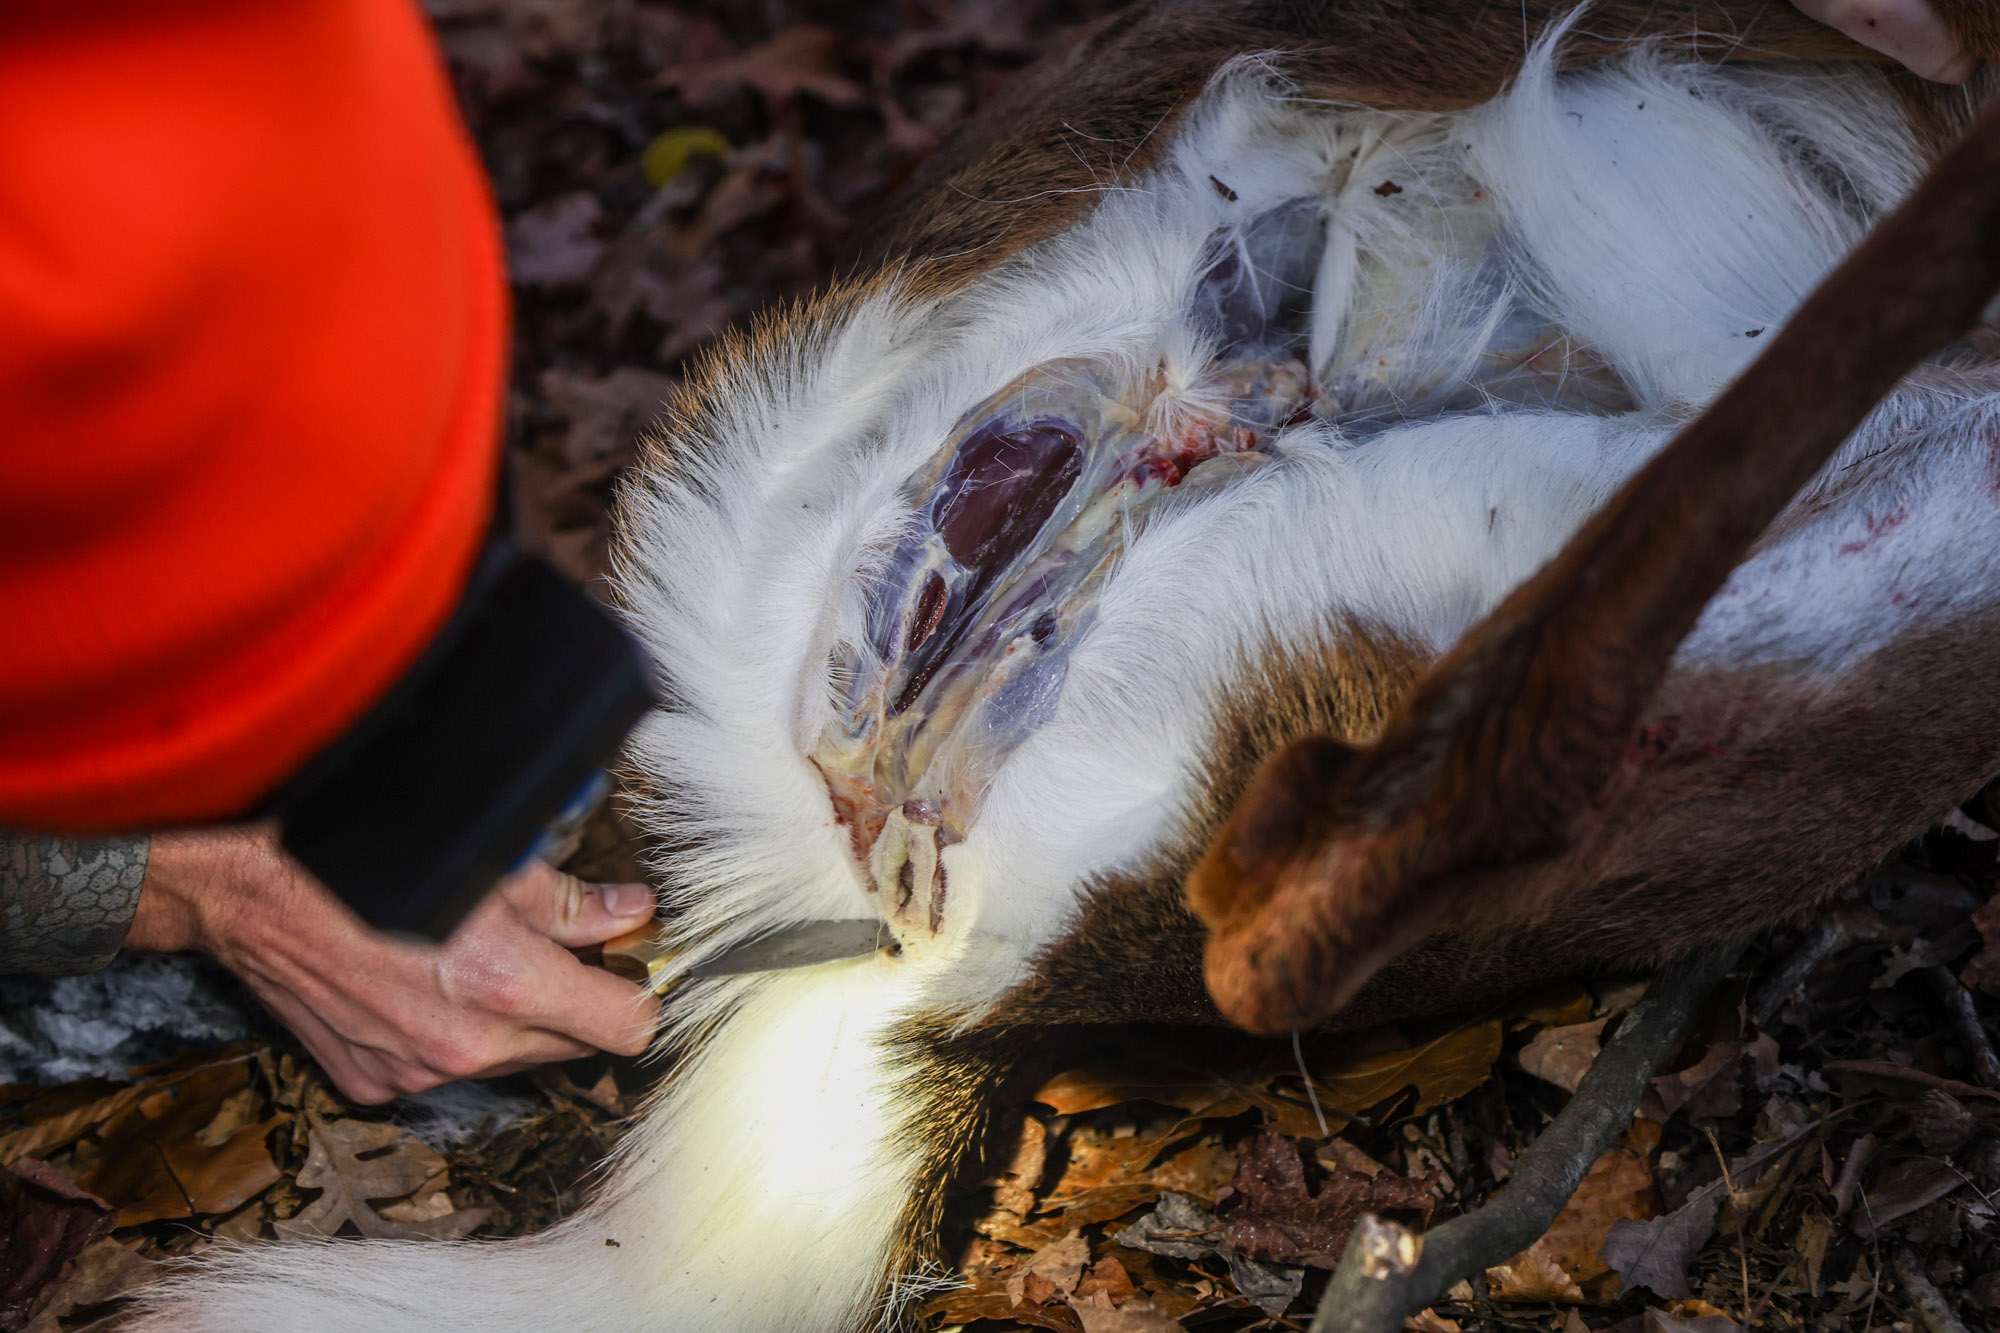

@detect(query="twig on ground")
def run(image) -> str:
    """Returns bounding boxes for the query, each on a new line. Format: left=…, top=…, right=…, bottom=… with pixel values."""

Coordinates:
left=1307, top=948, right=1740, bottom=1333
left=1926, top=965, right=2000, bottom=1089
left=1749, top=917, right=1852, bottom=1028
left=1890, top=1243, right=1971, bottom=1333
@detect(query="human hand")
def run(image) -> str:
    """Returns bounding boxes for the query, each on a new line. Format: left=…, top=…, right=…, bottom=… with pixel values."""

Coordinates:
left=127, top=824, right=661, bottom=1104
left=1792, top=1, right=1978, bottom=82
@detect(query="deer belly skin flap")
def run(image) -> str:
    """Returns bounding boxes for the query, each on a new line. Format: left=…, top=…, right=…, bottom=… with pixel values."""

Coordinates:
left=136, top=26, right=2000, bottom=1333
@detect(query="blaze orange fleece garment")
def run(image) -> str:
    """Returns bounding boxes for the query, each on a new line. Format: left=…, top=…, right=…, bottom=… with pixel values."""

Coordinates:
left=0, top=0, right=506, bottom=831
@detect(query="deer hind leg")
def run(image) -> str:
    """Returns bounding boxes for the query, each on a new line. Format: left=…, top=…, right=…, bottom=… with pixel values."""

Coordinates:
left=1187, top=93, right=2000, bottom=1038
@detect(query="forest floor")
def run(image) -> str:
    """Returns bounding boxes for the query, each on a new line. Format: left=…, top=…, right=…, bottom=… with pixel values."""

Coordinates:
left=7, top=4, right=2000, bottom=1331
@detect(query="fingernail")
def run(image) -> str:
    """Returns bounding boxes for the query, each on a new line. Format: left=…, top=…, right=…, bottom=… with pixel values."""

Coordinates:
left=600, top=883, right=652, bottom=917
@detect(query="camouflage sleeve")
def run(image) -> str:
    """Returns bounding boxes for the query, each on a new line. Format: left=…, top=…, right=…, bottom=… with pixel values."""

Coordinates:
left=0, top=832, right=149, bottom=976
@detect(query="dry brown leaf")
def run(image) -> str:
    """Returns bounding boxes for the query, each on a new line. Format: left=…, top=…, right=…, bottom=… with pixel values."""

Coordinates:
left=1317, top=1138, right=1389, bottom=1178
left=1406, top=1309, right=1465, bottom=1333
left=1, top=1160, right=117, bottom=1332
left=657, top=26, right=868, bottom=108
left=1850, top=1158, right=1963, bottom=1237
left=1794, top=1212, right=1833, bottom=1295
left=1070, top=1288, right=1182, bottom=1333
left=1144, top=1140, right=1236, bottom=1204
left=1032, top=1061, right=1231, bottom=1117
left=210, top=1201, right=268, bottom=1245
left=1486, top=1245, right=1588, bottom=1304
left=1602, top=1309, right=1742, bottom=1333
left=0, top=1080, right=152, bottom=1168
left=1044, top=1128, right=1160, bottom=1205
left=1489, top=1146, right=1659, bottom=1304
left=1223, top=1135, right=1436, bottom=1269
left=1962, top=892, right=2000, bottom=996
left=193, top=1087, right=265, bottom=1148
left=1312, top=1018, right=1503, bottom=1116
left=1508, top=984, right=1598, bottom=1029
left=1518, top=1018, right=1610, bottom=1094
left=66, top=1055, right=280, bottom=1226
left=994, top=1116, right=1050, bottom=1216
left=923, top=1289, right=1083, bottom=1332
left=1650, top=1042, right=1743, bottom=1121
left=1006, top=1230, right=1091, bottom=1308
left=12, top=1237, right=154, bottom=1331
left=1045, top=1185, right=1159, bottom=1232
left=507, top=192, right=604, bottom=289
left=1072, top=1257, right=1137, bottom=1307
left=276, top=1111, right=488, bottom=1241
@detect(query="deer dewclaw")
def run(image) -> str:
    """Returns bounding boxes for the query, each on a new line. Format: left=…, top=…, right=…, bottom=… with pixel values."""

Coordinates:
left=139, top=3, right=2000, bottom=1331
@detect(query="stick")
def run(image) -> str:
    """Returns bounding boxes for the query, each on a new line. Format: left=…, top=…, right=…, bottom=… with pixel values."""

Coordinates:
left=1748, top=917, right=1852, bottom=1029
left=1308, top=949, right=1738, bottom=1333
left=1927, top=965, right=2000, bottom=1090
left=1890, top=1244, right=1971, bottom=1333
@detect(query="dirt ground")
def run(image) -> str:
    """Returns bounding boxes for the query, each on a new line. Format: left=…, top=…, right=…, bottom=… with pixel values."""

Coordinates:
left=6, top=4, right=2000, bottom=1331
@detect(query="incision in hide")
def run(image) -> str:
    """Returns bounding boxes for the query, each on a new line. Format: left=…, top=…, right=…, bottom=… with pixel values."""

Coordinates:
left=809, top=182, right=1636, bottom=951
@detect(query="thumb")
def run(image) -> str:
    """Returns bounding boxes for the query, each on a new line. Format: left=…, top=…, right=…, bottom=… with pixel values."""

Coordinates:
left=500, top=860, right=656, bottom=948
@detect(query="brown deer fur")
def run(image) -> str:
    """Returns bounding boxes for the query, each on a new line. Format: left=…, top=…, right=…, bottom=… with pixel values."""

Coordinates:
left=1188, top=94, right=2000, bottom=1034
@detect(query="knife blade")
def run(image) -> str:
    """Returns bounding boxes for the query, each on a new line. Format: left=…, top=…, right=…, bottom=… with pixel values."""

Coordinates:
left=599, top=918, right=889, bottom=993
left=690, top=919, right=889, bottom=978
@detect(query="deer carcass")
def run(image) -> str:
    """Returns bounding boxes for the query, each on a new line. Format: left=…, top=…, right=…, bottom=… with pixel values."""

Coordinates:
left=144, top=3, right=2000, bottom=1330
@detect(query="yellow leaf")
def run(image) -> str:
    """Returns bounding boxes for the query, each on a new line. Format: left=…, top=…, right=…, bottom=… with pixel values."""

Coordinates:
left=643, top=126, right=731, bottom=188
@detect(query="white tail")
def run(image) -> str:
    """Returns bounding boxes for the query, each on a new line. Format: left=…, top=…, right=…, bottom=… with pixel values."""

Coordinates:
left=140, top=964, right=969, bottom=1332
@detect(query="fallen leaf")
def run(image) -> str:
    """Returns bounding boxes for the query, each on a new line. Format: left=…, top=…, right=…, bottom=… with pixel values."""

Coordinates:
left=1063, top=1257, right=1131, bottom=1308
left=1317, top=1139, right=1388, bottom=1178
left=1601, top=1186, right=1723, bottom=1300
left=1486, top=1246, right=1586, bottom=1304
left=1518, top=1018, right=1609, bottom=1094
left=1405, top=1310, right=1463, bottom=1333
left=641, top=125, right=731, bottom=189
left=0, top=1160, right=116, bottom=1333
left=507, top=192, right=604, bottom=289
left=1602, top=1126, right=1810, bottom=1299
left=1045, top=1185, right=1159, bottom=1232
left=1144, top=1140, right=1237, bottom=1204
left=1850, top=1158, right=1963, bottom=1237
left=276, top=1111, right=488, bottom=1241
left=1821, top=1058, right=2000, bottom=1101
left=925, top=1289, right=1083, bottom=1333
left=1223, top=1135, right=1436, bottom=1269
left=0, top=1081, right=150, bottom=1167
left=1489, top=1146, right=1657, bottom=1303
left=1115, top=1192, right=1304, bottom=1317
left=657, top=26, right=867, bottom=109
left=1601, top=1310, right=1741, bottom=1333
left=67, top=1055, right=281, bottom=1225
left=1508, top=984, right=1598, bottom=1029
left=12, top=1237, right=155, bottom=1330
left=535, top=366, right=676, bottom=472
left=994, top=1116, right=1051, bottom=1217
left=1006, top=1229, right=1090, bottom=1309
left=1070, top=1288, right=1182, bottom=1333
left=1959, top=892, right=2000, bottom=997
left=1794, top=1212, right=1832, bottom=1295
left=1651, top=1042, right=1743, bottom=1122
left=1034, top=1060, right=1242, bottom=1118
left=1311, top=1019, right=1502, bottom=1116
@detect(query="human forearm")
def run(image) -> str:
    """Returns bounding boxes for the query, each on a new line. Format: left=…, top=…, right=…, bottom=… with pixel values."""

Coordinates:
left=129, top=826, right=660, bottom=1103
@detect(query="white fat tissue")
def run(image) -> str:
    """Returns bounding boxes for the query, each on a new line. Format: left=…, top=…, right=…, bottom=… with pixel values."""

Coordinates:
left=136, top=34, right=2000, bottom=1333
